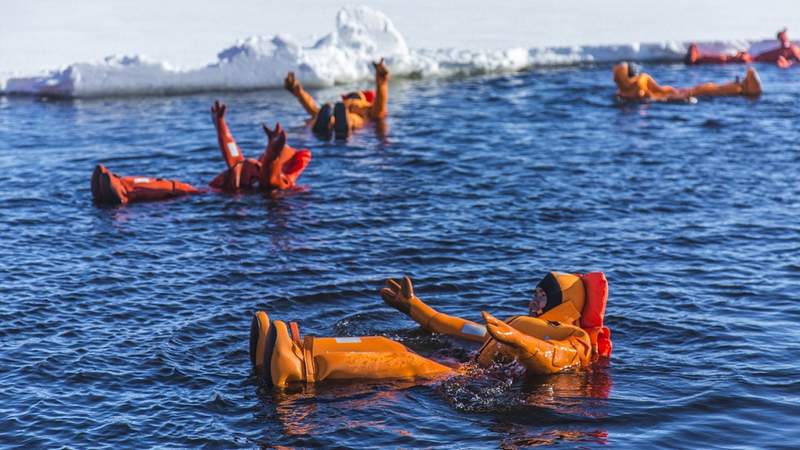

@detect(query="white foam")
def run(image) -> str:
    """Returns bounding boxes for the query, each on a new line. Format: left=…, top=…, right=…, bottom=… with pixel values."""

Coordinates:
left=0, top=6, right=784, bottom=98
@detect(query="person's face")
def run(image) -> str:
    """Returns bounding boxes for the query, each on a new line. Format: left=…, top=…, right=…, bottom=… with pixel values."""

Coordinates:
left=528, top=287, right=548, bottom=316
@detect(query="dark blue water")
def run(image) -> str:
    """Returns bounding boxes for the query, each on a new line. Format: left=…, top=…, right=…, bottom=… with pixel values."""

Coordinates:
left=1, top=64, right=799, bottom=449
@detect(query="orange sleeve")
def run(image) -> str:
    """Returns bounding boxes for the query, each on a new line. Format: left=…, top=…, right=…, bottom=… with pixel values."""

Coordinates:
left=213, top=114, right=245, bottom=169
left=644, top=75, right=679, bottom=95
left=408, top=298, right=487, bottom=342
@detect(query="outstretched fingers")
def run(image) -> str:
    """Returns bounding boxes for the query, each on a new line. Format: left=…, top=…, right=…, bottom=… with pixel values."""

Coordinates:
left=211, top=100, right=226, bottom=118
left=384, top=278, right=401, bottom=292
left=401, top=275, right=415, bottom=298
left=380, top=277, right=412, bottom=314
left=380, top=279, right=400, bottom=301
left=262, top=122, right=285, bottom=141
left=379, top=287, right=397, bottom=303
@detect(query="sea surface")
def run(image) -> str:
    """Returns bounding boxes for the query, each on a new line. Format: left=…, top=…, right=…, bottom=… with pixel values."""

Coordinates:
left=1, top=64, right=799, bottom=449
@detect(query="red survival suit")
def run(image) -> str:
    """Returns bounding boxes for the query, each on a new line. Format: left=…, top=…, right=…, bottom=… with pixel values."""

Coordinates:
left=753, top=29, right=800, bottom=68
left=209, top=101, right=311, bottom=192
left=686, top=29, right=800, bottom=68
left=91, top=164, right=200, bottom=205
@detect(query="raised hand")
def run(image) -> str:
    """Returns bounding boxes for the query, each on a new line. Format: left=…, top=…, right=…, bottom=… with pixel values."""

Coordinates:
left=262, top=123, right=285, bottom=144
left=379, top=275, right=415, bottom=314
left=284, top=72, right=300, bottom=93
left=373, top=58, right=389, bottom=82
left=260, top=122, right=286, bottom=164
left=211, top=100, right=226, bottom=121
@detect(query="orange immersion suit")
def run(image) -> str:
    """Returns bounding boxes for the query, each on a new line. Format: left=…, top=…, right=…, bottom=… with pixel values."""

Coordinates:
left=209, top=101, right=311, bottom=191
left=382, top=272, right=612, bottom=373
left=613, top=63, right=762, bottom=101
left=251, top=272, right=613, bottom=388
left=285, top=58, right=389, bottom=135
left=91, top=164, right=200, bottom=205
left=250, top=311, right=452, bottom=387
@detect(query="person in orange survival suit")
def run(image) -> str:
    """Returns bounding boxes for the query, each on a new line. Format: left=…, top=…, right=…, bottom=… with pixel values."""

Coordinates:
left=91, top=164, right=201, bottom=205
left=686, top=28, right=800, bottom=69
left=380, top=272, right=613, bottom=369
left=209, top=101, right=312, bottom=192
left=283, top=58, right=389, bottom=140
left=613, top=62, right=762, bottom=102
left=250, top=272, right=612, bottom=387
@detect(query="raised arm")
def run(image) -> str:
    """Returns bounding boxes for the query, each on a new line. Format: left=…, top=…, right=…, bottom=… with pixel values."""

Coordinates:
left=369, top=59, right=390, bottom=120
left=380, top=276, right=487, bottom=342
left=211, top=100, right=245, bottom=168
left=284, top=72, right=320, bottom=117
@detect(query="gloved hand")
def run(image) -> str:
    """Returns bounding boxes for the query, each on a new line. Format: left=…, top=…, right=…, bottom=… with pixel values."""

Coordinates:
left=373, top=58, right=389, bottom=83
left=380, top=275, right=415, bottom=315
left=482, top=311, right=527, bottom=350
left=284, top=72, right=301, bottom=93
left=211, top=100, right=226, bottom=122
left=260, top=122, right=286, bottom=165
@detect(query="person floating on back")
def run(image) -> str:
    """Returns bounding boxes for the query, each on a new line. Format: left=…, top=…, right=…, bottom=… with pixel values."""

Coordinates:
left=250, top=272, right=612, bottom=387
left=613, top=62, right=762, bottom=102
left=91, top=101, right=312, bottom=205
left=284, top=59, right=389, bottom=140
left=209, top=101, right=312, bottom=192
left=686, top=28, right=800, bottom=69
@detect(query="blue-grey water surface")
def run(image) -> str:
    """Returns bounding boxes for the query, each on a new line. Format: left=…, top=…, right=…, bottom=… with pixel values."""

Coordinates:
left=1, top=64, right=799, bottom=449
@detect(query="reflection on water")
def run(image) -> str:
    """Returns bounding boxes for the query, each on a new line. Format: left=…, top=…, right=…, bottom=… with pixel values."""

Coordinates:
left=499, top=428, right=609, bottom=449
left=263, top=378, right=434, bottom=446
left=271, top=385, right=318, bottom=437
left=520, top=363, right=613, bottom=416
left=261, top=363, right=612, bottom=447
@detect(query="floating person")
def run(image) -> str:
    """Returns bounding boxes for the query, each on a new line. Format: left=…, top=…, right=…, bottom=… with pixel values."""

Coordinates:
left=613, top=62, right=762, bottom=102
left=90, top=164, right=201, bottom=205
left=686, top=28, right=800, bottom=68
left=380, top=272, right=612, bottom=364
left=250, top=272, right=612, bottom=387
left=283, top=59, right=389, bottom=140
left=90, top=102, right=312, bottom=205
left=754, top=28, right=800, bottom=68
left=684, top=44, right=752, bottom=65
left=209, top=101, right=312, bottom=192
